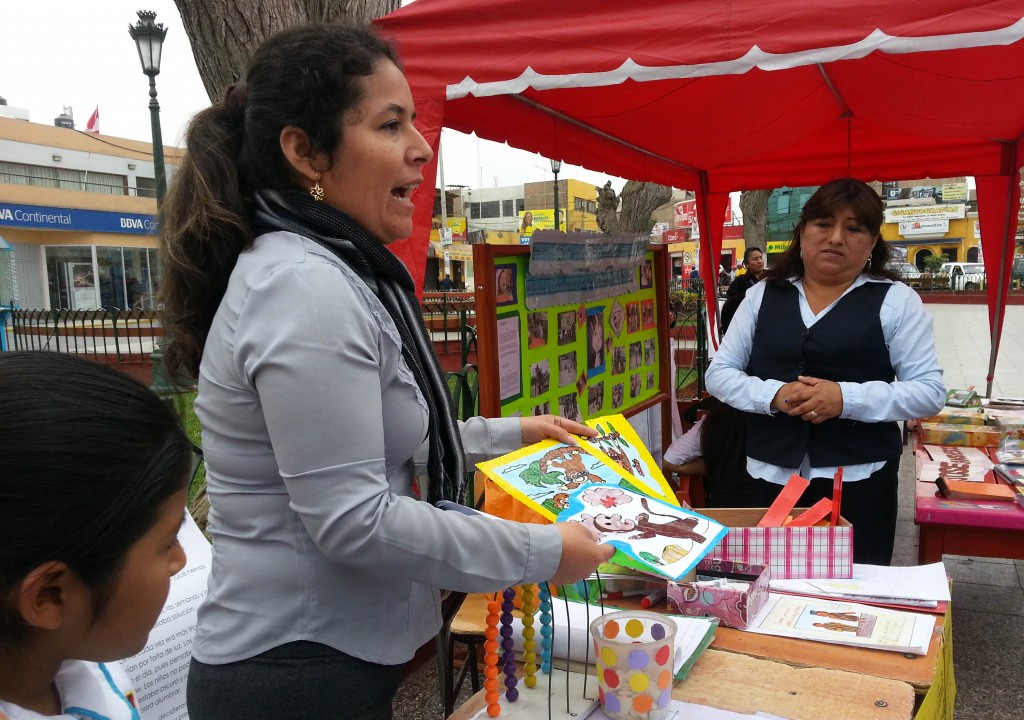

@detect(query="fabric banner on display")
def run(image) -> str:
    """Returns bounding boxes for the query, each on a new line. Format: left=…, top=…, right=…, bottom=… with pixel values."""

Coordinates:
left=525, top=230, right=647, bottom=309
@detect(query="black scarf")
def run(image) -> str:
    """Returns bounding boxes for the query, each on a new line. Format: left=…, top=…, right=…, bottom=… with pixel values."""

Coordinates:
left=251, top=189, right=466, bottom=505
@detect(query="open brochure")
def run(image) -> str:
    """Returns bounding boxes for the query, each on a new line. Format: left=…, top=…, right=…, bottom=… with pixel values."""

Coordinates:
left=744, top=593, right=936, bottom=655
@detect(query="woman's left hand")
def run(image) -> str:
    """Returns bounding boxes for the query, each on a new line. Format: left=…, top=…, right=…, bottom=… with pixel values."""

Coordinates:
left=784, top=375, right=844, bottom=424
left=520, top=415, right=597, bottom=445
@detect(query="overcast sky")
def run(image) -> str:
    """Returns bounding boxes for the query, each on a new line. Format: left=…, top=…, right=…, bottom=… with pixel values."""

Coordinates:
left=3, top=0, right=627, bottom=193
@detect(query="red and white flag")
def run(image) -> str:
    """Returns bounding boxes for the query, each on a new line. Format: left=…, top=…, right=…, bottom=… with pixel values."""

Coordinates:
left=85, top=106, right=100, bottom=134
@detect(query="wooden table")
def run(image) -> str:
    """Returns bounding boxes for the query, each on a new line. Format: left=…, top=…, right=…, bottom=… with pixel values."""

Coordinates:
left=446, top=593, right=952, bottom=720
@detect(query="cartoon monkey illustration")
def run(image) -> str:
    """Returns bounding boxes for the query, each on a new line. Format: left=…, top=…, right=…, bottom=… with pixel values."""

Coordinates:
left=631, top=498, right=706, bottom=543
left=539, top=446, right=602, bottom=490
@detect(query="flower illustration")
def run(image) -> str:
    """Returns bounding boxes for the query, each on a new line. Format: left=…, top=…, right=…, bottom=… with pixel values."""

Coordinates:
left=581, top=486, right=630, bottom=509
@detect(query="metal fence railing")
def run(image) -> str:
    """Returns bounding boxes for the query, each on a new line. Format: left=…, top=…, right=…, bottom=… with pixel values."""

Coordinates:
left=421, top=292, right=477, bottom=365
left=4, top=309, right=160, bottom=363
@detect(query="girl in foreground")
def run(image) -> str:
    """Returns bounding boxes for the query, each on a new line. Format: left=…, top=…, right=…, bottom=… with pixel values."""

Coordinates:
left=0, top=352, right=193, bottom=719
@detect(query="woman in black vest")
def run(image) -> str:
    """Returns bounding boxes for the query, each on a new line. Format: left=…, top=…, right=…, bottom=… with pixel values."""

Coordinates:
left=705, top=179, right=945, bottom=564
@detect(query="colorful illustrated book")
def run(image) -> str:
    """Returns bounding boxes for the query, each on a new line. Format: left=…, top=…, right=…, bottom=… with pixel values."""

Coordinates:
left=557, top=484, right=728, bottom=581
left=581, top=413, right=678, bottom=504
left=477, top=440, right=670, bottom=522
left=744, top=594, right=936, bottom=655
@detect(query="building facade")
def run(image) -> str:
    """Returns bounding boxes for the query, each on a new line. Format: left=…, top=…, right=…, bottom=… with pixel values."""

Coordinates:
left=0, top=115, right=181, bottom=310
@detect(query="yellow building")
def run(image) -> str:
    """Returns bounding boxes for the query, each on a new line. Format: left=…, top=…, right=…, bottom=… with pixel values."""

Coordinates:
left=880, top=201, right=980, bottom=266
left=0, top=116, right=182, bottom=309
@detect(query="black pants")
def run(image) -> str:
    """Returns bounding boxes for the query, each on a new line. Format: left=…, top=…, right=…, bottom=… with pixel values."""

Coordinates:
left=187, top=641, right=405, bottom=720
left=753, top=459, right=899, bottom=565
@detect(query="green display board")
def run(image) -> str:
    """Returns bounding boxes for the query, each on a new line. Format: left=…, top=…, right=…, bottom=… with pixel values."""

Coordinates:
left=483, top=249, right=665, bottom=421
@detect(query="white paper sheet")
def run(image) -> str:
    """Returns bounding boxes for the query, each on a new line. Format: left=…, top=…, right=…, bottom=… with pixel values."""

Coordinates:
left=769, top=562, right=951, bottom=603
left=119, top=513, right=212, bottom=720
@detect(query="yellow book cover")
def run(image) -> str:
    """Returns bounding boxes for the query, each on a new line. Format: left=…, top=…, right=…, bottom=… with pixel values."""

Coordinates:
left=477, top=435, right=674, bottom=523
left=581, top=413, right=678, bottom=505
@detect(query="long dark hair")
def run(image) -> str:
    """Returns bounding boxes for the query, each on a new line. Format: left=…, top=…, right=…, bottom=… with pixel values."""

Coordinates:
left=767, top=178, right=899, bottom=284
left=159, top=24, right=401, bottom=382
left=0, top=353, right=192, bottom=650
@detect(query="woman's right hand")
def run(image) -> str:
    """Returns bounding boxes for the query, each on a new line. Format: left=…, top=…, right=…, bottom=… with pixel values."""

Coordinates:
left=549, top=523, right=615, bottom=586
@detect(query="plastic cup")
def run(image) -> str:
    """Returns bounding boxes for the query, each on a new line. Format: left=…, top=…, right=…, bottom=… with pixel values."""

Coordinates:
left=589, top=610, right=677, bottom=720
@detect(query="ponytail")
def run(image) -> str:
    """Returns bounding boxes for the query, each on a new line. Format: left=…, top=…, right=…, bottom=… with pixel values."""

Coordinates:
left=160, top=84, right=251, bottom=384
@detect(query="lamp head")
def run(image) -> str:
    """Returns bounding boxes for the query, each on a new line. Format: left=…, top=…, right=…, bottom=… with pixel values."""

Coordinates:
left=129, top=10, right=168, bottom=77
left=549, top=159, right=562, bottom=174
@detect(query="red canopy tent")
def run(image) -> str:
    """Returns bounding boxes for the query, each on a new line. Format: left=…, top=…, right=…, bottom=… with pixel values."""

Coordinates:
left=375, top=0, right=1024, bottom=395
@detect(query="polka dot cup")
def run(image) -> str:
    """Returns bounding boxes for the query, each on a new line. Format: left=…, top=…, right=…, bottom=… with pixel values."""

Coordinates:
left=589, top=610, right=677, bottom=720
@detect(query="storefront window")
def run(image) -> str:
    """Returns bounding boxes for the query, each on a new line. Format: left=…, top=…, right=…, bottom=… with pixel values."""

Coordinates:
left=45, top=246, right=95, bottom=310
left=45, top=245, right=158, bottom=310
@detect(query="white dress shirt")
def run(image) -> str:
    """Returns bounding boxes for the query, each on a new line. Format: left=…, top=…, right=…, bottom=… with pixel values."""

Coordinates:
left=706, top=275, right=945, bottom=484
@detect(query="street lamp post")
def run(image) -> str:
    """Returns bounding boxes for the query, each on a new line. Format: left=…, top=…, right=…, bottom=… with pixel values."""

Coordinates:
left=129, top=10, right=172, bottom=397
left=550, top=159, right=561, bottom=232
left=128, top=10, right=168, bottom=208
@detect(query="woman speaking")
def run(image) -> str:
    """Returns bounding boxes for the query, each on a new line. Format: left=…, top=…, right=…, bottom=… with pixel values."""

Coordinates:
left=706, top=179, right=944, bottom=564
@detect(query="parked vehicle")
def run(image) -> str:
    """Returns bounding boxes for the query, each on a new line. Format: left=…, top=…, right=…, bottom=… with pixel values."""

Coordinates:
left=938, top=262, right=986, bottom=291
left=1012, top=256, right=1024, bottom=286
left=886, top=262, right=922, bottom=288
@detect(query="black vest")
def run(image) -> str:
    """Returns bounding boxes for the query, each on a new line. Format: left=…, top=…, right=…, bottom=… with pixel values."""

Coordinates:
left=745, top=282, right=902, bottom=468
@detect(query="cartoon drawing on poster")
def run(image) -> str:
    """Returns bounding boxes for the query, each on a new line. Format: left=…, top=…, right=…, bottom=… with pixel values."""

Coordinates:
left=558, top=484, right=728, bottom=580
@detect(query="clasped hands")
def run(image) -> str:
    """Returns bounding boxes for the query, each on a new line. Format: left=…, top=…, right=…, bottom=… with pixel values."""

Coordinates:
left=770, top=375, right=843, bottom=424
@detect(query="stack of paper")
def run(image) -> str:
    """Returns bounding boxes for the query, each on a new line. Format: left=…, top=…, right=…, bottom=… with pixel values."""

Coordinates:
left=768, top=563, right=950, bottom=610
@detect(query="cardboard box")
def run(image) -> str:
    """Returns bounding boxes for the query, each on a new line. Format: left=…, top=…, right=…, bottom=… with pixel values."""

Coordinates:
left=667, top=558, right=769, bottom=629
left=699, top=508, right=853, bottom=579
left=919, top=422, right=1001, bottom=448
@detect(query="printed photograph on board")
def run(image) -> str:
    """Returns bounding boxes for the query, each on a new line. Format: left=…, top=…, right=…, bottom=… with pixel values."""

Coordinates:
left=587, top=382, right=604, bottom=415
left=626, top=301, right=641, bottom=333
left=558, top=392, right=581, bottom=422
left=629, top=341, right=643, bottom=370
left=639, top=259, right=653, bottom=289
left=611, top=382, right=625, bottom=409
left=531, top=401, right=551, bottom=416
left=530, top=359, right=550, bottom=397
left=586, top=308, right=606, bottom=377
left=630, top=373, right=642, bottom=398
left=641, top=299, right=655, bottom=329
left=495, top=265, right=517, bottom=306
left=558, top=352, right=577, bottom=387
left=611, top=346, right=626, bottom=374
left=527, top=311, right=549, bottom=349
left=557, top=310, right=577, bottom=345
left=644, top=338, right=655, bottom=366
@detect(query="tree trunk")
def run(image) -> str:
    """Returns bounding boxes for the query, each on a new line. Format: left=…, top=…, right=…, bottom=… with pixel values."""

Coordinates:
left=602, top=181, right=672, bottom=235
left=174, top=0, right=401, bottom=101
left=739, top=189, right=770, bottom=251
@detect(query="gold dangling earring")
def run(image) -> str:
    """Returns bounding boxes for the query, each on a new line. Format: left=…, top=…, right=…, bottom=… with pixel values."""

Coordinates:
left=309, top=173, right=324, bottom=202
